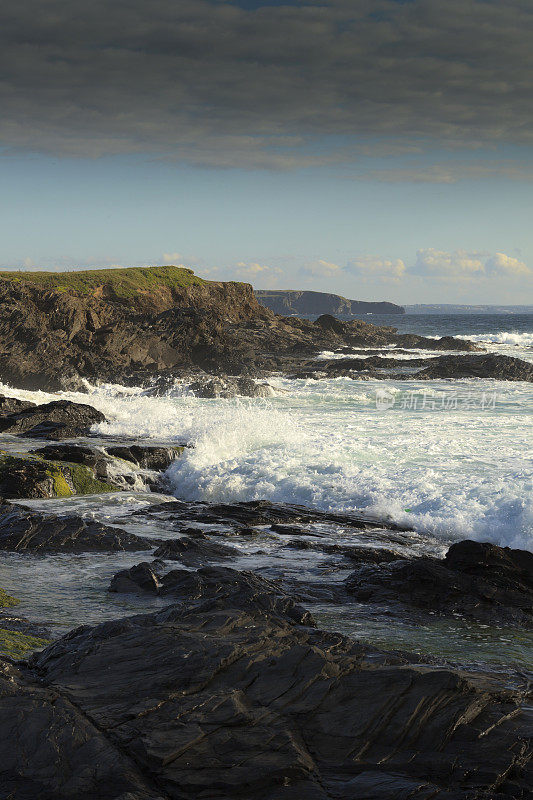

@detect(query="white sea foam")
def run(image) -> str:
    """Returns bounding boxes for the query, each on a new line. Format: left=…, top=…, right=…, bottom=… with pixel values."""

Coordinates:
left=0, top=375, right=531, bottom=552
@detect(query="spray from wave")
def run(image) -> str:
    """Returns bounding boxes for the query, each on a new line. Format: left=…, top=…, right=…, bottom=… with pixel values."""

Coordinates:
left=0, top=378, right=531, bottom=552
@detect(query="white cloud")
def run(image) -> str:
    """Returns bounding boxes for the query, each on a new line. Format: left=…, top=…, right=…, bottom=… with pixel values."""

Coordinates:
left=412, top=249, right=486, bottom=278
left=230, top=262, right=284, bottom=285
left=485, top=252, right=532, bottom=276
left=412, top=248, right=532, bottom=280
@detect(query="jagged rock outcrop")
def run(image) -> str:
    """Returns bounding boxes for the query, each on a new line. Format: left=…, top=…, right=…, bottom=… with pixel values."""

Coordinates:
left=345, top=540, right=533, bottom=626
left=416, top=353, right=533, bottom=382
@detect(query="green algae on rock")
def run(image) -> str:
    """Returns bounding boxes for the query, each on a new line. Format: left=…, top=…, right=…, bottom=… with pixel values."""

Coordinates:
left=0, top=628, right=50, bottom=659
left=0, top=588, right=20, bottom=609
left=0, top=452, right=118, bottom=499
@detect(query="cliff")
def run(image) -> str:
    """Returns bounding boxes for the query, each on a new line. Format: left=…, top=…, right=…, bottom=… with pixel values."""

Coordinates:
left=255, top=289, right=405, bottom=316
left=0, top=266, right=271, bottom=390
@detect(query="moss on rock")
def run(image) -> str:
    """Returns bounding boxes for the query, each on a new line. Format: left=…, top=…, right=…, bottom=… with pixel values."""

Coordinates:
left=0, top=588, right=19, bottom=608
left=0, top=451, right=118, bottom=498
left=0, top=627, right=50, bottom=659
left=66, top=462, right=118, bottom=495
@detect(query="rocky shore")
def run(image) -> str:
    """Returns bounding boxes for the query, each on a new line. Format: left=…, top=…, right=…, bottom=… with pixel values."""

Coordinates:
left=0, top=268, right=531, bottom=797
left=0, top=396, right=531, bottom=797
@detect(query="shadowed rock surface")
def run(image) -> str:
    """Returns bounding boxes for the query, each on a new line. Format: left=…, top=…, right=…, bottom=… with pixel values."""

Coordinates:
left=346, top=540, right=533, bottom=626
left=105, top=443, right=185, bottom=470
left=9, top=570, right=528, bottom=800
left=0, top=504, right=151, bottom=553
left=416, top=353, right=533, bottom=382
left=0, top=399, right=106, bottom=439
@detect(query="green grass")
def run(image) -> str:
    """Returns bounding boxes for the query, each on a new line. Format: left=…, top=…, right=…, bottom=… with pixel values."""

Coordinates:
left=0, top=265, right=207, bottom=299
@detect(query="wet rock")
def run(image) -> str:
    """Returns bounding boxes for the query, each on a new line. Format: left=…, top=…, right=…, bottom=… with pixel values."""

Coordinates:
left=0, top=660, right=163, bottom=799
left=345, top=540, right=533, bottom=626
left=415, top=353, right=533, bottom=382
left=0, top=399, right=106, bottom=439
left=153, top=535, right=239, bottom=566
left=286, top=539, right=403, bottom=563
left=21, top=583, right=532, bottom=800
left=105, top=443, right=185, bottom=470
left=109, top=564, right=315, bottom=627
left=0, top=504, right=151, bottom=553
left=109, top=562, right=162, bottom=594
left=138, top=499, right=412, bottom=534
left=31, top=443, right=107, bottom=469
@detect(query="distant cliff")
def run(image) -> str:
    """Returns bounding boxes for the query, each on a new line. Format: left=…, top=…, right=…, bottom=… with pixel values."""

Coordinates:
left=255, top=290, right=405, bottom=316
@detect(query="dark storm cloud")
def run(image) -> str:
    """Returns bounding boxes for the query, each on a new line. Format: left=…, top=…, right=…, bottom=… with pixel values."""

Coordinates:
left=1, top=0, right=532, bottom=166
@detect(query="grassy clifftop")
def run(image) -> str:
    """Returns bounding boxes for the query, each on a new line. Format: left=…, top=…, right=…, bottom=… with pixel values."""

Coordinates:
left=0, top=265, right=207, bottom=299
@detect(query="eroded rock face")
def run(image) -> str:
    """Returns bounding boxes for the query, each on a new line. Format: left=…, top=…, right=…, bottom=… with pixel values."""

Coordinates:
left=0, top=399, right=106, bottom=439
left=345, top=540, right=533, bottom=626
left=21, top=579, right=531, bottom=800
left=0, top=271, right=483, bottom=389
left=0, top=504, right=151, bottom=553
left=152, top=536, right=239, bottom=565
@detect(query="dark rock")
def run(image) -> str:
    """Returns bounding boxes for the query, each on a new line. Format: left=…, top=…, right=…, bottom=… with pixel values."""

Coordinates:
left=345, top=539, right=533, bottom=626
left=153, top=535, right=239, bottom=566
left=286, top=540, right=402, bottom=563
left=0, top=660, right=163, bottom=799
left=0, top=395, right=35, bottom=415
left=21, top=584, right=531, bottom=800
left=109, top=564, right=315, bottom=626
left=31, top=443, right=105, bottom=468
left=0, top=504, right=151, bottom=553
left=138, top=499, right=412, bottom=534
left=415, top=353, right=533, bottom=381
left=109, top=562, right=162, bottom=594
left=105, top=443, right=185, bottom=470
left=0, top=399, right=106, bottom=439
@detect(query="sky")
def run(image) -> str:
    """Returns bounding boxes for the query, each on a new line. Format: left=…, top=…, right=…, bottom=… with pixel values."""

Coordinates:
left=1, top=0, right=532, bottom=304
